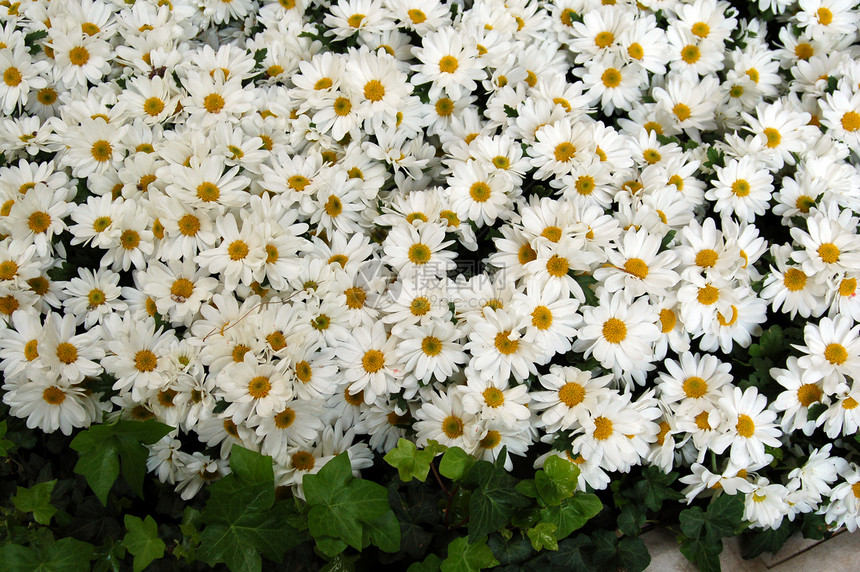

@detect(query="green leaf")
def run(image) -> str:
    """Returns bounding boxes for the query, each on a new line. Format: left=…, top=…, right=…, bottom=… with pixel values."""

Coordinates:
left=527, top=522, right=558, bottom=551
left=408, top=553, right=442, bottom=572
left=13, top=480, right=57, bottom=525
left=24, top=29, right=48, bottom=54
left=440, top=447, right=474, bottom=481
left=365, top=510, right=401, bottom=553
left=486, top=533, right=535, bottom=565
left=124, top=515, right=165, bottom=572
left=572, top=273, right=598, bottom=306
left=591, top=530, right=651, bottom=572
left=70, top=420, right=173, bottom=504
left=617, top=503, right=646, bottom=537
left=801, top=513, right=829, bottom=540
left=679, top=536, right=722, bottom=572
left=680, top=494, right=744, bottom=541
left=534, top=456, right=580, bottom=506
left=540, top=535, right=592, bottom=571
left=315, top=536, right=348, bottom=557
left=303, top=453, right=391, bottom=550
left=740, top=521, right=793, bottom=560
left=540, top=493, right=602, bottom=539
left=384, top=438, right=444, bottom=482
left=463, top=461, right=530, bottom=541
left=758, top=325, right=784, bottom=356
left=0, top=420, right=14, bottom=456
left=320, top=553, right=359, bottom=572
left=441, top=537, right=499, bottom=572
left=514, top=479, right=538, bottom=499
left=199, top=447, right=302, bottom=572
left=626, top=466, right=682, bottom=511
left=0, top=538, right=96, bottom=572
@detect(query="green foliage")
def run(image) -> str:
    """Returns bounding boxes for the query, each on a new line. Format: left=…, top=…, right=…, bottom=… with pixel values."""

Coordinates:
left=740, top=521, right=792, bottom=560
left=0, top=420, right=15, bottom=456
left=461, top=458, right=530, bottom=541
left=526, top=523, right=558, bottom=551
left=625, top=465, right=682, bottom=511
left=442, top=537, right=499, bottom=572
left=678, top=493, right=745, bottom=572
left=123, top=515, right=165, bottom=572
left=13, top=480, right=57, bottom=525
left=69, top=419, right=173, bottom=505
left=198, top=446, right=303, bottom=572
left=385, top=438, right=446, bottom=482
left=572, top=273, right=599, bottom=306
left=439, top=445, right=474, bottom=480
left=0, top=537, right=95, bottom=571
left=303, top=452, right=399, bottom=552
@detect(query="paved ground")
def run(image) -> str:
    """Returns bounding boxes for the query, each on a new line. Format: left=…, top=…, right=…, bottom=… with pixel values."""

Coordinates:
left=643, top=527, right=860, bottom=571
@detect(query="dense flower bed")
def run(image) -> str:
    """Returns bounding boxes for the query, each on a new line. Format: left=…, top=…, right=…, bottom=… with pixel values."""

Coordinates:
left=1, top=0, right=860, bottom=564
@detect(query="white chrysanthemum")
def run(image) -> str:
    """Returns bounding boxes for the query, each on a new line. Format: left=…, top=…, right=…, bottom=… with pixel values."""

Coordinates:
left=531, top=365, right=614, bottom=433
left=711, top=386, right=783, bottom=467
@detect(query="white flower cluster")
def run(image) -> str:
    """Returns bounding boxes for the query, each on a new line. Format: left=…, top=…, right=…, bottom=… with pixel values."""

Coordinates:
left=0, top=0, right=859, bottom=530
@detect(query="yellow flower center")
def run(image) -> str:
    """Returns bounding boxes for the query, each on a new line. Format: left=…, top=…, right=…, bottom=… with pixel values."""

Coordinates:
left=3, top=66, right=22, bottom=86
left=554, top=142, right=576, bottom=162
left=643, top=149, right=661, bottom=164
left=817, top=7, right=833, bottom=25
left=408, top=8, right=426, bottom=23
left=227, top=240, right=249, bottom=260
left=602, top=317, right=627, bottom=343
left=695, top=411, right=711, bottom=430
left=795, top=43, right=814, bottom=60
left=134, top=349, right=158, bottom=372
left=37, top=87, right=57, bottom=105
left=541, top=226, right=562, bottom=242
left=479, top=430, right=501, bottom=449
left=680, top=45, right=700, bottom=64
left=594, top=31, right=614, bottom=48
left=824, top=343, right=848, bottom=365
left=469, top=181, right=491, bottom=202
left=266, top=331, right=287, bottom=351
left=716, top=305, right=739, bottom=326
left=628, top=43, right=644, bottom=59
left=763, top=127, right=781, bottom=148
left=344, top=286, right=366, bottom=309
left=421, top=336, right=442, bottom=356
left=292, top=451, right=315, bottom=471
left=410, top=296, right=431, bottom=316
left=324, top=195, right=343, bottom=217
left=439, top=56, right=459, bottom=73
left=24, top=339, right=39, bottom=361
left=818, top=242, right=840, bottom=264
left=695, top=249, right=718, bottom=268
left=624, top=258, right=649, bottom=279
left=362, top=349, right=385, bottom=373
left=546, top=255, right=569, bottom=277
left=844, top=397, right=859, bottom=410
left=87, top=288, right=105, bottom=307
left=839, top=277, right=857, bottom=297
left=736, top=414, right=755, bottom=438
left=691, top=22, right=710, bottom=38
left=407, top=243, right=431, bottom=264
left=494, top=330, right=519, bottom=355
left=841, top=111, right=860, bottom=132
left=482, top=387, right=505, bottom=408
left=558, top=382, right=585, bottom=407
left=518, top=243, right=537, bottom=265
left=274, top=407, right=295, bottom=428
left=203, top=93, right=224, bottom=114
left=143, top=97, right=165, bottom=116
left=783, top=267, right=807, bottom=291
left=697, top=284, right=719, bottom=305
left=0, top=260, right=17, bottom=280
left=659, top=308, right=676, bottom=333
left=42, top=386, right=66, bottom=405
left=673, top=103, right=691, bottom=121
left=232, top=344, right=250, bottom=362
left=435, top=97, right=454, bottom=117
left=91, top=140, right=112, bottom=162
left=601, top=67, right=621, bottom=88
left=196, top=182, right=220, bottom=202
left=56, top=342, right=78, bottom=364
left=797, top=383, right=822, bottom=407
left=295, top=361, right=312, bottom=383
left=442, top=415, right=464, bottom=438
left=683, top=376, right=708, bottom=399
left=170, top=278, right=194, bottom=300
left=69, top=46, right=90, bottom=66
left=248, top=375, right=272, bottom=398
left=333, top=96, right=352, bottom=117
left=593, top=416, right=613, bottom=440
left=120, top=229, right=140, bottom=250
left=531, top=305, right=553, bottom=330
left=575, top=175, right=595, bottom=195
left=347, top=13, right=365, bottom=27
left=731, top=179, right=751, bottom=197
left=364, top=79, right=385, bottom=102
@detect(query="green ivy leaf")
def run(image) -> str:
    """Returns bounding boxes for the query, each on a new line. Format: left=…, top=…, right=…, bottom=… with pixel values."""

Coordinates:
left=384, top=439, right=444, bottom=482
left=740, top=521, right=793, bottom=560
left=679, top=536, right=722, bottom=572
left=539, top=493, right=602, bottom=539
left=441, top=537, right=499, bottom=572
left=626, top=466, right=682, bottom=511
left=364, top=510, right=401, bottom=553
left=303, top=453, right=393, bottom=550
left=0, top=420, right=15, bottom=456
left=315, top=536, right=348, bottom=557
left=801, top=513, right=829, bottom=540
left=486, top=533, right=535, bottom=565
left=680, top=494, right=744, bottom=540
left=123, top=515, right=166, bottom=572
left=439, top=447, right=474, bottom=481
left=539, top=534, right=592, bottom=570
left=408, top=553, right=442, bottom=572
left=13, top=480, right=57, bottom=525
left=70, top=420, right=173, bottom=504
left=617, top=503, right=646, bottom=537
left=462, top=461, right=530, bottom=541
left=0, top=537, right=95, bottom=572
left=534, top=456, right=580, bottom=506
left=591, top=530, right=651, bottom=572
left=199, top=446, right=302, bottom=572
left=527, top=522, right=558, bottom=551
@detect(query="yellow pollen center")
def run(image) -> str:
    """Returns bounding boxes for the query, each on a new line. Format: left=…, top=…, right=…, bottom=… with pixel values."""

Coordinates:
left=673, top=103, right=691, bottom=121
left=227, top=240, right=249, bottom=260
left=87, top=288, right=105, bottom=307
left=347, top=13, right=365, bottom=27
left=344, top=388, right=364, bottom=405
left=575, top=175, right=595, bottom=195
left=232, top=344, right=250, bottom=362
left=731, top=179, right=751, bottom=197
left=602, top=317, right=627, bottom=343
left=695, top=249, right=718, bottom=268
left=439, top=56, right=459, bottom=73
left=483, top=387, right=505, bottom=408
left=469, top=181, right=491, bottom=202
left=554, top=142, right=577, bottom=162
left=408, top=8, right=426, bottom=23
left=697, top=284, right=719, bottom=305
left=3, top=66, right=22, bottom=86
left=435, top=97, right=454, bottom=117
left=624, top=258, right=649, bottom=279
left=594, top=31, right=614, bottom=48
left=24, top=339, right=38, bottom=361
left=324, top=195, right=343, bottom=217
left=795, top=43, right=814, bottom=60
left=274, top=407, right=295, bottom=428
left=295, top=361, right=312, bottom=383
left=91, top=140, right=112, bottom=162
left=518, top=243, right=537, bottom=265
left=797, top=383, right=822, bottom=407
left=541, top=226, right=562, bottom=242
left=628, top=43, right=644, bottom=59
left=143, top=97, right=165, bottom=116
left=248, top=375, right=272, bottom=398
left=852, top=482, right=860, bottom=499
left=120, top=229, right=140, bottom=250
left=170, top=278, right=194, bottom=300
left=763, top=127, right=781, bottom=148
left=292, top=451, right=315, bottom=471
left=681, top=45, right=700, bottom=64
left=267, top=331, right=287, bottom=351
left=531, top=305, right=553, bottom=330
left=134, top=349, right=157, bottom=372
left=683, top=376, right=708, bottom=398
left=818, top=243, right=840, bottom=264
left=601, top=68, right=621, bottom=88
left=691, top=22, right=710, bottom=38
left=479, top=431, right=501, bottom=449
left=817, top=7, right=833, bottom=25
left=695, top=411, right=711, bottom=430
left=844, top=397, right=859, bottom=410
left=593, top=416, right=613, bottom=440
left=558, top=382, right=585, bottom=407
left=643, top=149, right=661, bottom=164
left=69, top=46, right=90, bottom=66
left=840, top=111, right=860, bottom=132
left=178, top=214, right=200, bottom=236
left=659, top=308, right=676, bottom=333
left=421, top=336, right=442, bottom=356
left=333, top=96, right=352, bottom=116
left=410, top=296, right=430, bottom=316
left=839, top=277, right=857, bottom=297
left=736, top=414, right=755, bottom=438
left=196, top=182, right=220, bottom=202
left=783, top=268, right=807, bottom=291
left=203, top=93, right=225, bottom=114
left=442, top=415, right=464, bottom=438
left=364, top=79, right=385, bottom=102
left=546, top=255, right=569, bottom=277
left=344, top=287, right=366, bottom=309
left=717, top=305, right=739, bottom=326
left=362, top=349, right=385, bottom=373
left=494, top=330, right=519, bottom=355
left=824, top=343, right=848, bottom=365
left=55, top=342, right=78, bottom=364
left=42, top=386, right=66, bottom=405
left=0, top=260, right=17, bottom=280
left=407, top=243, right=431, bottom=264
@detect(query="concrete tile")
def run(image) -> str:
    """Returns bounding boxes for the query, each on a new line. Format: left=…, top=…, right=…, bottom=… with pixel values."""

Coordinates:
left=757, top=532, right=823, bottom=567
left=770, top=530, right=859, bottom=572
left=641, top=528, right=768, bottom=572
